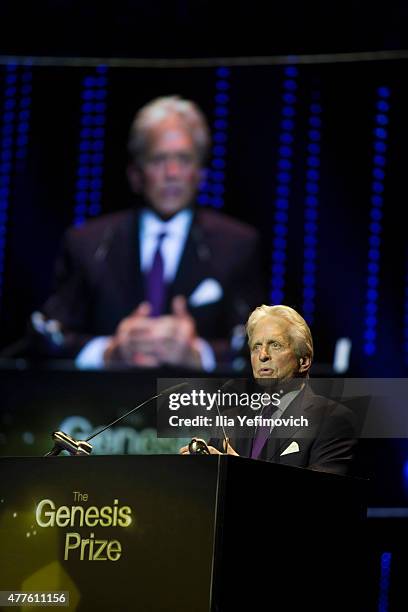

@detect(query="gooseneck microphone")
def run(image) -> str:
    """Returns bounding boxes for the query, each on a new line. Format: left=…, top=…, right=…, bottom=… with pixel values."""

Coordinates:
left=45, top=431, right=93, bottom=457
left=188, top=437, right=211, bottom=455
left=44, top=382, right=188, bottom=457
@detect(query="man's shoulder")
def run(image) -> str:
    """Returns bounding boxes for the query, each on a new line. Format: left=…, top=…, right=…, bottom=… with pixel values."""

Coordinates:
left=304, top=386, right=356, bottom=421
left=65, top=209, right=136, bottom=244
left=195, top=208, right=259, bottom=242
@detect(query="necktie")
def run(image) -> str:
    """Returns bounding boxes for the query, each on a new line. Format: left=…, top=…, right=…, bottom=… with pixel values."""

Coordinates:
left=145, top=232, right=166, bottom=317
left=251, top=403, right=279, bottom=459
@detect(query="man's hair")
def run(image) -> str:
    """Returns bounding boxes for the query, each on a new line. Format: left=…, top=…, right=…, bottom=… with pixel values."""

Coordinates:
left=128, top=95, right=210, bottom=165
left=246, top=304, right=314, bottom=362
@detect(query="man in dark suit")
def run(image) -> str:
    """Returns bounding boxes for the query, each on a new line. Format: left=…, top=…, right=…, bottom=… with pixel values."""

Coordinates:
left=37, top=96, right=263, bottom=369
left=180, top=305, right=357, bottom=475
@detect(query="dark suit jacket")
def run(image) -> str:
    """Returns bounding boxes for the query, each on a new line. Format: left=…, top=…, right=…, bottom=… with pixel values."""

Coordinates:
left=40, top=207, right=263, bottom=361
left=210, top=383, right=358, bottom=475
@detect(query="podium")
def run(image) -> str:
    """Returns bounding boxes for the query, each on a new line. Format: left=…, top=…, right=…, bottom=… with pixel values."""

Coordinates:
left=0, top=456, right=366, bottom=611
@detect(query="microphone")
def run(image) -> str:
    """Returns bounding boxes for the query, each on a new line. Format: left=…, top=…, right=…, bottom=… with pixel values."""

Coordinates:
left=188, top=438, right=211, bottom=455
left=44, top=381, right=189, bottom=457
left=44, top=431, right=93, bottom=457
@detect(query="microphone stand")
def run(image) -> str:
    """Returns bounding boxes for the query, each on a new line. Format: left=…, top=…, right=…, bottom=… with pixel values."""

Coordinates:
left=44, top=389, right=173, bottom=457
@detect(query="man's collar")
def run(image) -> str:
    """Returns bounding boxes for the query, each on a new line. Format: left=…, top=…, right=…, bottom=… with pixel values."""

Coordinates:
left=252, top=377, right=306, bottom=396
left=140, top=207, right=193, bottom=236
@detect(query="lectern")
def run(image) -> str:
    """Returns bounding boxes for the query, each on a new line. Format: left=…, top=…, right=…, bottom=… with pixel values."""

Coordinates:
left=0, top=456, right=365, bottom=611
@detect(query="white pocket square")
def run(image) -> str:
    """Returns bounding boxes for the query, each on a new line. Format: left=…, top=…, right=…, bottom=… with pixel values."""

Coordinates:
left=188, top=278, right=223, bottom=307
left=280, top=441, right=300, bottom=456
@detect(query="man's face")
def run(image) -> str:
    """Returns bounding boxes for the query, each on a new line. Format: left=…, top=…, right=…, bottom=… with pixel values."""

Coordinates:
left=135, top=118, right=202, bottom=218
left=250, top=316, right=303, bottom=381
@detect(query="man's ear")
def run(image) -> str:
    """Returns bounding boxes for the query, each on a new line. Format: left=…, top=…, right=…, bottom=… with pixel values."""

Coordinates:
left=127, top=162, right=143, bottom=194
left=299, top=355, right=311, bottom=374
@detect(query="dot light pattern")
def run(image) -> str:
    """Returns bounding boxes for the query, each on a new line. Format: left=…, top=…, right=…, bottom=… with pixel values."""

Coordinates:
left=302, top=93, right=322, bottom=325
left=363, top=86, right=390, bottom=356
left=73, top=66, right=108, bottom=227
left=198, top=66, right=230, bottom=209
left=270, top=66, right=299, bottom=304
left=0, top=64, right=32, bottom=307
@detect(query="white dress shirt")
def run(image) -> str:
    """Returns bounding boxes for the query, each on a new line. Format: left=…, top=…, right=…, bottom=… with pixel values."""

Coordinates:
left=139, top=208, right=193, bottom=282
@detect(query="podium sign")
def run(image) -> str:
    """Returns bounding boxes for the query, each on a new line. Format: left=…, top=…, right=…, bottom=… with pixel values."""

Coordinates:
left=0, top=456, right=218, bottom=611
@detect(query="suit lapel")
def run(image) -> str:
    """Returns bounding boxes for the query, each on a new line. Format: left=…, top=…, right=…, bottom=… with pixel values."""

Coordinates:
left=167, top=210, right=213, bottom=306
left=263, top=384, right=316, bottom=461
left=105, top=209, right=145, bottom=312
